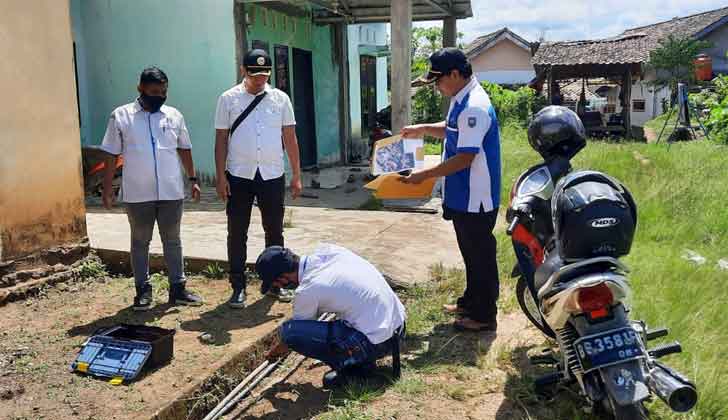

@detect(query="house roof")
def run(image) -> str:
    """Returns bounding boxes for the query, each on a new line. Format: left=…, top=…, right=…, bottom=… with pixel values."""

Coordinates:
left=464, top=27, right=531, bottom=58
left=559, top=80, right=600, bottom=102
left=532, top=6, right=728, bottom=68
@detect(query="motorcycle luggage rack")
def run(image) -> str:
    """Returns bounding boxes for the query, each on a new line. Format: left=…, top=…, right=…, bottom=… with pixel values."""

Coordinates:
left=538, top=256, right=628, bottom=299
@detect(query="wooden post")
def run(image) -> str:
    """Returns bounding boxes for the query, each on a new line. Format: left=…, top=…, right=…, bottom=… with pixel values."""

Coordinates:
left=443, top=17, right=456, bottom=48
left=390, top=0, right=412, bottom=134
left=622, top=68, right=632, bottom=138
left=547, top=68, right=554, bottom=105
left=334, top=23, right=351, bottom=163
left=441, top=16, right=457, bottom=116
left=234, top=1, right=248, bottom=84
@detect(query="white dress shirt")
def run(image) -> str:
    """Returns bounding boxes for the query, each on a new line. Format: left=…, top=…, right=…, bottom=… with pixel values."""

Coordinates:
left=292, top=243, right=407, bottom=345
left=100, top=100, right=191, bottom=203
left=214, top=83, right=296, bottom=180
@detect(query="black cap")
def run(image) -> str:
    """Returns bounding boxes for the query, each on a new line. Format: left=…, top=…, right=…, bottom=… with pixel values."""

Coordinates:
left=244, top=49, right=272, bottom=76
left=412, top=47, right=470, bottom=87
left=255, top=246, right=297, bottom=294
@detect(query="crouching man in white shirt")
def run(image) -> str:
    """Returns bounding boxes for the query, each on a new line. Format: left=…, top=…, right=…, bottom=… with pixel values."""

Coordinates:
left=256, top=244, right=406, bottom=388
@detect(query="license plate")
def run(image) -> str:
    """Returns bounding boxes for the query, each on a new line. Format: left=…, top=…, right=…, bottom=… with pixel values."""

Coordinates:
left=574, top=327, right=644, bottom=372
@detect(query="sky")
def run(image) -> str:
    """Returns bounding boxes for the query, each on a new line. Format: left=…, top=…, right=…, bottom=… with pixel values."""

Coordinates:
left=414, top=0, right=728, bottom=44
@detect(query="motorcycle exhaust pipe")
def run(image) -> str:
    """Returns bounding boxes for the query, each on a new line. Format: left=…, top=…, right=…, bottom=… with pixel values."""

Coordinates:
left=648, top=362, right=697, bottom=412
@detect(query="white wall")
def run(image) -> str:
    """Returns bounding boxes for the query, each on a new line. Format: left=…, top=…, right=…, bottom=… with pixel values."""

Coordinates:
left=629, top=77, right=670, bottom=127
left=703, top=23, right=728, bottom=74
left=474, top=70, right=535, bottom=85
left=597, top=72, right=671, bottom=128
left=348, top=23, right=389, bottom=143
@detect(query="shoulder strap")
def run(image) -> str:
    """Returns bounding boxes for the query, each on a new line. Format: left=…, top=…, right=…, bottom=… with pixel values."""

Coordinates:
left=230, top=91, right=267, bottom=136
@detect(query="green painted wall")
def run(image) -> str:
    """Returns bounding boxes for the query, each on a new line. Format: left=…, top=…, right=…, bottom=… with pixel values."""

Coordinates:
left=73, top=1, right=342, bottom=176
left=247, top=4, right=341, bottom=165
left=71, top=0, right=237, bottom=178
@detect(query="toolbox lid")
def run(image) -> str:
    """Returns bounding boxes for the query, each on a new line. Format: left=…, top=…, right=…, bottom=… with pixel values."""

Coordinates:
left=71, top=334, right=152, bottom=382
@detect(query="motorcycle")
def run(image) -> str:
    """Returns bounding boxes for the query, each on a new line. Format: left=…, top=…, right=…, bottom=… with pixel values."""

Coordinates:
left=82, top=145, right=123, bottom=197
left=505, top=106, right=697, bottom=418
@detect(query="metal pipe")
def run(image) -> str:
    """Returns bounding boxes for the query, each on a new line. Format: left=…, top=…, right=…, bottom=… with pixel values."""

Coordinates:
left=203, top=313, right=335, bottom=420
left=213, top=361, right=281, bottom=419
left=648, top=362, right=698, bottom=413
left=202, top=361, right=271, bottom=420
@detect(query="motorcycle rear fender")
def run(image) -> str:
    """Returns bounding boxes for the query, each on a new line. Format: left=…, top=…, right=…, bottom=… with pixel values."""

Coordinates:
left=542, top=273, right=630, bottom=330
left=599, top=360, right=650, bottom=406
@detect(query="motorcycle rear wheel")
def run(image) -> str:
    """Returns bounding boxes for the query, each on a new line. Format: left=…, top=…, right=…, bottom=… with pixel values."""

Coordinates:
left=608, top=400, right=648, bottom=420
left=516, top=276, right=556, bottom=338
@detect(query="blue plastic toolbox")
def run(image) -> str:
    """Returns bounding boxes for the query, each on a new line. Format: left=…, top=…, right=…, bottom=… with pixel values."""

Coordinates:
left=70, top=324, right=175, bottom=384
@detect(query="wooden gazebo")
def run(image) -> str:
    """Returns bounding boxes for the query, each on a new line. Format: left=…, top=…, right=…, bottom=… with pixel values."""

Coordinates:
left=531, top=6, right=728, bottom=139
left=531, top=34, right=650, bottom=138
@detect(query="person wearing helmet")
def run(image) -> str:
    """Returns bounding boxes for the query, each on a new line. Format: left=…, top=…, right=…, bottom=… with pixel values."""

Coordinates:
left=400, top=48, right=501, bottom=332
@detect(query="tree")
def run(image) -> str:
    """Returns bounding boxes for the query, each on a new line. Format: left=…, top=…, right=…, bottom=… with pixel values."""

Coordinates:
left=410, top=27, right=466, bottom=124
left=411, top=27, right=464, bottom=79
left=647, top=35, right=712, bottom=101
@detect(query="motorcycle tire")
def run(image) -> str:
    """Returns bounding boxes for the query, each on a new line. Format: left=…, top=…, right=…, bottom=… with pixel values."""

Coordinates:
left=607, top=399, right=648, bottom=420
left=516, top=276, right=556, bottom=338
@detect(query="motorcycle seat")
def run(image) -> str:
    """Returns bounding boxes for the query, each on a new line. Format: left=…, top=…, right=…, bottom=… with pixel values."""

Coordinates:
left=534, top=253, right=564, bottom=292
left=536, top=254, right=628, bottom=299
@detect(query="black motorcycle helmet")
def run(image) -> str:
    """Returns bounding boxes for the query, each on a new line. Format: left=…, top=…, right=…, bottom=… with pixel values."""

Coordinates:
left=551, top=170, right=638, bottom=261
left=527, top=106, right=586, bottom=160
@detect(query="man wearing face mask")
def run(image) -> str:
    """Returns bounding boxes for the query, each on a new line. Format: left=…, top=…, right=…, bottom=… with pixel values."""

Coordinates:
left=214, top=49, right=302, bottom=309
left=400, top=48, right=502, bottom=332
left=101, top=67, right=203, bottom=311
left=256, top=244, right=406, bottom=388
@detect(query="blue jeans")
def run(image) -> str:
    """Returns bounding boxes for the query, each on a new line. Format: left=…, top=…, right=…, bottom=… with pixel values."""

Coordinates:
left=280, top=320, right=397, bottom=371
left=125, top=200, right=185, bottom=293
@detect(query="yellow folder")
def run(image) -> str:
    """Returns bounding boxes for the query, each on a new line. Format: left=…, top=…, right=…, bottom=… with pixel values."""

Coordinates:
left=364, top=173, right=437, bottom=199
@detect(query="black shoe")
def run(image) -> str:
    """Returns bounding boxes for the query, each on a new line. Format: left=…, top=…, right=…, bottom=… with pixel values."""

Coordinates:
left=228, top=287, right=246, bottom=308
left=266, top=287, right=295, bottom=303
left=133, top=286, right=153, bottom=312
left=168, top=283, right=203, bottom=306
left=323, top=370, right=348, bottom=388
left=322, top=364, right=375, bottom=388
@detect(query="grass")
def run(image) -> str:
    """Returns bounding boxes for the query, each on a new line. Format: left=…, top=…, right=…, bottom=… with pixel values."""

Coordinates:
left=77, top=259, right=108, bottom=280
left=644, top=106, right=678, bottom=135
left=501, top=125, right=728, bottom=419
left=391, top=376, right=427, bottom=396
left=283, top=208, right=295, bottom=228
left=357, top=196, right=384, bottom=211
left=316, top=401, right=374, bottom=420
left=202, top=262, right=226, bottom=279
left=424, top=137, right=443, bottom=156
left=316, top=125, right=728, bottom=419
left=149, top=272, right=169, bottom=293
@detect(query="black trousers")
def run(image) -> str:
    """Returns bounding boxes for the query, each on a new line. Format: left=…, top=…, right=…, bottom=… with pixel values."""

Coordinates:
left=227, top=171, right=285, bottom=289
left=447, top=207, right=500, bottom=323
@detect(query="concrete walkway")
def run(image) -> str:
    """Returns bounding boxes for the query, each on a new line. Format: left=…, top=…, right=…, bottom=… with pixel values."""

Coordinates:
left=87, top=204, right=462, bottom=286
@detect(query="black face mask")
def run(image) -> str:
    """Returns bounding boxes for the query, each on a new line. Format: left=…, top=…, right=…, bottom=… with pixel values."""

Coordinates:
left=140, top=93, right=166, bottom=113
left=282, top=282, right=297, bottom=290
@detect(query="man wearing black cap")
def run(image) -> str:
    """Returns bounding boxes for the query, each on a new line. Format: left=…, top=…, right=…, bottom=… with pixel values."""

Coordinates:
left=256, top=244, right=406, bottom=388
left=214, top=49, right=303, bottom=308
left=401, top=48, right=501, bottom=332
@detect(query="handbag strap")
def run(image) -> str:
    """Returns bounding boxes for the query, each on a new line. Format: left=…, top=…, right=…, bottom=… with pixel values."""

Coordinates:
left=230, top=91, right=267, bottom=136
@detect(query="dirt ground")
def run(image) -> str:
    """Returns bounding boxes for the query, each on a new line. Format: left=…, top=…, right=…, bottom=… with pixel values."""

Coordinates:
left=228, top=313, right=550, bottom=420
left=0, top=274, right=290, bottom=420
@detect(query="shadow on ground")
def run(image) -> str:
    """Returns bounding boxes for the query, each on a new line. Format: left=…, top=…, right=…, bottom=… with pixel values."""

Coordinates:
left=179, top=297, right=283, bottom=345
left=233, top=361, right=398, bottom=420
left=66, top=295, right=283, bottom=346
left=404, top=322, right=498, bottom=370
left=495, top=345, right=601, bottom=420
